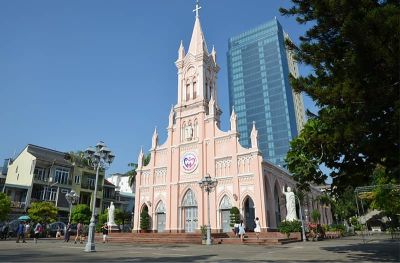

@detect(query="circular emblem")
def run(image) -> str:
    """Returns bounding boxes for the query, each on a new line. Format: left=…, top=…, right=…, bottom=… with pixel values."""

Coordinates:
left=181, top=152, right=198, bottom=173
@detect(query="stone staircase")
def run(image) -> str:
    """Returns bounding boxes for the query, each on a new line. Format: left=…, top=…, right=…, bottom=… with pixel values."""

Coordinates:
left=93, top=231, right=300, bottom=245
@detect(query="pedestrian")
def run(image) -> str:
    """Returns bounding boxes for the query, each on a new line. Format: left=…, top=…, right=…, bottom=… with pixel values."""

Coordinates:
left=254, top=217, right=261, bottom=239
left=238, top=220, right=245, bottom=242
left=34, top=222, right=43, bottom=244
left=101, top=223, right=108, bottom=243
left=74, top=222, right=83, bottom=244
left=56, top=226, right=61, bottom=239
left=25, top=222, right=31, bottom=239
left=16, top=221, right=26, bottom=243
left=234, top=221, right=240, bottom=238
left=1, top=224, right=9, bottom=240
left=64, top=222, right=71, bottom=242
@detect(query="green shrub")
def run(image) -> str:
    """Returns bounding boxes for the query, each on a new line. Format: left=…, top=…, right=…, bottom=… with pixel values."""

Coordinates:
left=200, top=225, right=207, bottom=240
left=311, top=210, right=321, bottom=223
left=229, top=207, right=240, bottom=227
left=278, top=220, right=302, bottom=237
left=140, top=207, right=150, bottom=230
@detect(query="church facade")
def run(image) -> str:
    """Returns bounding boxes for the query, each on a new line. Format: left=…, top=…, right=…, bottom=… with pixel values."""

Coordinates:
left=133, top=9, right=332, bottom=233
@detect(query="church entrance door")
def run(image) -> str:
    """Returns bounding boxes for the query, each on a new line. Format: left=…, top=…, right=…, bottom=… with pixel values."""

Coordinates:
left=184, top=207, right=198, bottom=232
left=157, top=213, right=166, bottom=232
left=221, top=210, right=231, bottom=232
left=244, top=197, right=255, bottom=231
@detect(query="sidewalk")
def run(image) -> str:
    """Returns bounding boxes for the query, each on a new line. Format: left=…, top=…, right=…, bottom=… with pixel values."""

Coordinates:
left=0, top=235, right=398, bottom=262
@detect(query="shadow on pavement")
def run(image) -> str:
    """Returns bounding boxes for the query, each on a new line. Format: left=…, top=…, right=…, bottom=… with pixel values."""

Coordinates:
left=322, top=239, right=400, bottom=262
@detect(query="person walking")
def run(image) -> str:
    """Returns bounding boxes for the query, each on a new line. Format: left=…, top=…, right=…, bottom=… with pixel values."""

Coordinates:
left=234, top=221, right=240, bottom=238
left=16, top=221, right=26, bottom=243
left=25, top=222, right=31, bottom=239
left=56, top=226, right=62, bottom=239
left=33, top=222, right=43, bottom=244
left=101, top=223, right=108, bottom=243
left=64, top=222, right=71, bottom=242
left=74, top=222, right=83, bottom=244
left=254, top=217, right=261, bottom=239
left=238, top=220, right=246, bottom=242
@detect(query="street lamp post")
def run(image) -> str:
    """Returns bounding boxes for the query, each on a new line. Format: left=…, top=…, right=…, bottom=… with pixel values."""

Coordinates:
left=198, top=174, right=217, bottom=246
left=294, top=195, right=307, bottom=242
left=65, top=190, right=79, bottom=223
left=83, top=141, right=115, bottom=252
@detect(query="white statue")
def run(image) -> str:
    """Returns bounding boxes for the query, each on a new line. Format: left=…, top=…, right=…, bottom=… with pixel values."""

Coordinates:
left=185, top=124, right=193, bottom=141
left=108, top=202, right=117, bottom=226
left=283, top=186, right=298, bottom=221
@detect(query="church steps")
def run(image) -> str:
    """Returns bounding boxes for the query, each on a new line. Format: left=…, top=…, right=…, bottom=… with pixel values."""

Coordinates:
left=91, top=232, right=300, bottom=245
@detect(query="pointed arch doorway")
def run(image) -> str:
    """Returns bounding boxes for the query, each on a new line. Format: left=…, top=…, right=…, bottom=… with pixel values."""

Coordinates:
left=156, top=201, right=166, bottom=233
left=182, top=189, right=198, bottom=233
left=244, top=196, right=255, bottom=231
left=219, top=195, right=232, bottom=233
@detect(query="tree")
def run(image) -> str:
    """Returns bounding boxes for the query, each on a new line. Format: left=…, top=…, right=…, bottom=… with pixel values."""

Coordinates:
left=0, top=193, right=11, bottom=221
left=65, top=151, right=91, bottom=168
left=370, top=165, right=400, bottom=221
left=281, top=1, right=400, bottom=194
left=71, top=204, right=91, bottom=224
left=139, top=206, right=150, bottom=231
left=28, top=202, right=58, bottom=224
left=115, top=209, right=130, bottom=226
left=98, top=209, right=108, bottom=226
left=229, top=206, right=240, bottom=227
left=330, top=186, right=358, bottom=222
left=127, top=153, right=151, bottom=187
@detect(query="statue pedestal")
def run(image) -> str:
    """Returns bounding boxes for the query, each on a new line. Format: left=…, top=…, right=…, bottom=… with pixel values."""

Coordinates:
left=107, top=224, right=120, bottom=233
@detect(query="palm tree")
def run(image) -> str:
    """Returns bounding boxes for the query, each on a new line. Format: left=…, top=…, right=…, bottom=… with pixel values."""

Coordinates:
left=318, top=194, right=331, bottom=224
left=127, top=163, right=138, bottom=187
left=127, top=153, right=151, bottom=187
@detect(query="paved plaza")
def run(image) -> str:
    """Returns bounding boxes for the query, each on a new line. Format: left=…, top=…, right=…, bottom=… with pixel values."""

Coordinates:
left=0, top=235, right=398, bottom=262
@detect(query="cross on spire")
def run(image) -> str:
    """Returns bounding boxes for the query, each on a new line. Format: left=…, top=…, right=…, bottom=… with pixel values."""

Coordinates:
left=193, top=0, right=201, bottom=18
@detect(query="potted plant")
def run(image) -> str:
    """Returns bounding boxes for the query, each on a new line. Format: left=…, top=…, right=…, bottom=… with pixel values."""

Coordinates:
left=200, top=225, right=207, bottom=245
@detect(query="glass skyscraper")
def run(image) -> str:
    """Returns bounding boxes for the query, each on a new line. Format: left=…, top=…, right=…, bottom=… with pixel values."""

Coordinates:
left=227, top=19, right=305, bottom=166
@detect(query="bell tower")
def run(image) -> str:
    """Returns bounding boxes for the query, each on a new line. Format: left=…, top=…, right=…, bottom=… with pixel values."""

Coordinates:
left=174, top=1, right=220, bottom=118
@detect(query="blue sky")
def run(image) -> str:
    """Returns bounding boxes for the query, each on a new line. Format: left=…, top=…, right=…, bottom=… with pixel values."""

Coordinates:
left=0, top=0, right=317, bottom=175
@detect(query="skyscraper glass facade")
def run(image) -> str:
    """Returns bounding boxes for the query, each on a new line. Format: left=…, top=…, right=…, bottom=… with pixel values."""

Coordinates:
left=227, top=19, right=302, bottom=166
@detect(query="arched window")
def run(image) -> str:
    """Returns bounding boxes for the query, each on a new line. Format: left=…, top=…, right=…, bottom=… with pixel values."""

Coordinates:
left=186, top=82, right=190, bottom=101
left=219, top=195, right=232, bottom=210
left=193, top=78, right=197, bottom=99
left=182, top=189, right=197, bottom=207
left=156, top=201, right=166, bottom=213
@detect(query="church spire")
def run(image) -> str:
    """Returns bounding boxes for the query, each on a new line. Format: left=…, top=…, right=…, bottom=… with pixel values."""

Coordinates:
left=188, top=1, right=208, bottom=56
left=178, top=40, right=185, bottom=61
left=230, top=106, right=237, bottom=132
left=251, top=121, right=259, bottom=148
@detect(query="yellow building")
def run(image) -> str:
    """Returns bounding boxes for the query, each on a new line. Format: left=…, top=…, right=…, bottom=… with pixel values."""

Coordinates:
left=4, top=144, right=106, bottom=220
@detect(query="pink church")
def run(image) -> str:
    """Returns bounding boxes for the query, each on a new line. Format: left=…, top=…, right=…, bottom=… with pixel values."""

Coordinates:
left=133, top=10, right=332, bottom=233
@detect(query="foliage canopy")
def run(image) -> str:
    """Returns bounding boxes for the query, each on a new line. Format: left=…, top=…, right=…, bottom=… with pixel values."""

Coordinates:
left=281, top=0, right=400, bottom=194
left=71, top=204, right=91, bottom=224
left=28, top=202, right=58, bottom=224
left=0, top=193, right=11, bottom=221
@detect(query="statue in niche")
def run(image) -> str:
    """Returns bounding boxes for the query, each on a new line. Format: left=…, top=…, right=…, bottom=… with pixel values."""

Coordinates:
left=185, top=124, right=193, bottom=141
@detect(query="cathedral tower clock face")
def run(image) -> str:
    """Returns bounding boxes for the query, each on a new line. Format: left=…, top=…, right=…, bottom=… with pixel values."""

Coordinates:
left=181, top=152, right=198, bottom=173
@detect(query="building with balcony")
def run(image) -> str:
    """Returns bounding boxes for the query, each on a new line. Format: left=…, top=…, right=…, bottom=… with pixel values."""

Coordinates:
left=3, top=144, right=108, bottom=220
left=102, top=179, right=116, bottom=212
